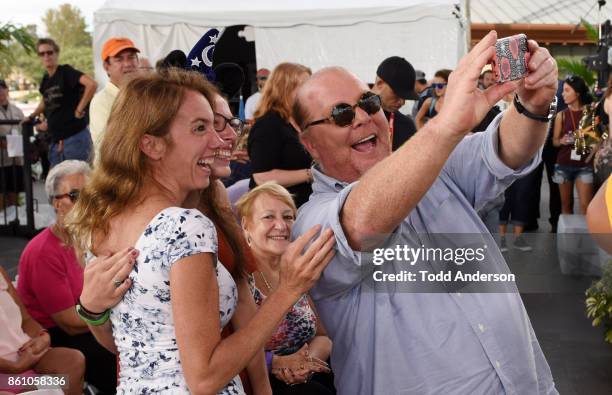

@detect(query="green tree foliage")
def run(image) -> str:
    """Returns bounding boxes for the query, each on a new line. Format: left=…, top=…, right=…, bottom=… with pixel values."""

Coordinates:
left=40, top=4, right=93, bottom=78
left=1, top=4, right=94, bottom=84
left=0, top=22, right=36, bottom=54
left=42, top=4, right=91, bottom=49
left=0, top=23, right=37, bottom=79
left=581, top=18, right=600, bottom=44
left=556, top=19, right=599, bottom=89
left=557, top=58, right=597, bottom=87
left=60, top=45, right=94, bottom=76
left=586, top=262, right=612, bottom=344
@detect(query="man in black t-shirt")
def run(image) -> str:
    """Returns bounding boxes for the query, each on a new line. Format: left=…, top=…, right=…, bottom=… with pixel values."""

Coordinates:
left=371, top=56, right=418, bottom=150
left=28, top=38, right=97, bottom=168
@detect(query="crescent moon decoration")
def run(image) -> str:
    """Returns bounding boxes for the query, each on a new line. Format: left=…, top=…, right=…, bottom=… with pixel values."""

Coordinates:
left=202, top=45, right=215, bottom=68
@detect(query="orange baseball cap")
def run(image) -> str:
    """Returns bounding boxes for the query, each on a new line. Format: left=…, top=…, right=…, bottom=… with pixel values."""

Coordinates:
left=101, top=38, right=140, bottom=61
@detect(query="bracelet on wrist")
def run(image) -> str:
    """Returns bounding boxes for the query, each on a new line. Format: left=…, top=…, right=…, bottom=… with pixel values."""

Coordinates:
left=76, top=304, right=110, bottom=326
left=513, top=94, right=557, bottom=123
left=77, top=298, right=106, bottom=315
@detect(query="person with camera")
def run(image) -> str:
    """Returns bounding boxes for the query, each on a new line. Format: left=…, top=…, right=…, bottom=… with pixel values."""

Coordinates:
left=291, top=31, right=559, bottom=394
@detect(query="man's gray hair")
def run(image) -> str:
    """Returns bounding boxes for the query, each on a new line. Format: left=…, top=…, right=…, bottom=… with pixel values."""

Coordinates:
left=45, top=160, right=91, bottom=202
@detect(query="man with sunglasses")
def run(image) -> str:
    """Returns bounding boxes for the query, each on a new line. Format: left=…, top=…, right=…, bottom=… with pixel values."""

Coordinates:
left=244, top=68, right=271, bottom=122
left=90, top=37, right=140, bottom=161
left=371, top=56, right=418, bottom=150
left=292, top=31, right=559, bottom=394
left=27, top=38, right=97, bottom=168
left=17, top=160, right=118, bottom=394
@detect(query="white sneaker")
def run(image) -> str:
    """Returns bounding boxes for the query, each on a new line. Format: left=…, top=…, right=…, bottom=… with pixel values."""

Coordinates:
left=500, top=236, right=509, bottom=253
left=513, top=235, right=532, bottom=252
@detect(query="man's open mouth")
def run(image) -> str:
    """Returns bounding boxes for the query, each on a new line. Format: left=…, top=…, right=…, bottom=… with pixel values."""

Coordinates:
left=351, top=134, right=378, bottom=152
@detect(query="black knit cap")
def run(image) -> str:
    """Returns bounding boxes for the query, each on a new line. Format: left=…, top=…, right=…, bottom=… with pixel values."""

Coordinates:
left=376, top=56, right=419, bottom=100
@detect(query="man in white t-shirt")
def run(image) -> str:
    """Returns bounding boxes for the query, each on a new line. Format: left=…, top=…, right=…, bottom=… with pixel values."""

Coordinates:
left=244, top=68, right=270, bottom=122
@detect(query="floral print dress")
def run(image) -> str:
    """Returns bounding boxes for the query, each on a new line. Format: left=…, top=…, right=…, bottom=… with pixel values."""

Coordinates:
left=248, top=276, right=316, bottom=355
left=103, top=207, right=244, bottom=394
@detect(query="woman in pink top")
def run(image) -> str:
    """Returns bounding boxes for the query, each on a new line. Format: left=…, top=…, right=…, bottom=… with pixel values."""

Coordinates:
left=0, top=268, right=84, bottom=395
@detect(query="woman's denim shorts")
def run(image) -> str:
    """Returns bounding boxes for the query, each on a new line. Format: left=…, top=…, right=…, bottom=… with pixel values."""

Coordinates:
left=552, top=164, right=593, bottom=184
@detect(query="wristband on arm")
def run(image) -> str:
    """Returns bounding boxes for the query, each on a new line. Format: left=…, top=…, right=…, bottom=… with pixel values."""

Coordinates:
left=76, top=298, right=110, bottom=326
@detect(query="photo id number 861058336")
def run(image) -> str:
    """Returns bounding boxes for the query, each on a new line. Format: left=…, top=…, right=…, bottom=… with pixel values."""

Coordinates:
left=0, top=374, right=68, bottom=390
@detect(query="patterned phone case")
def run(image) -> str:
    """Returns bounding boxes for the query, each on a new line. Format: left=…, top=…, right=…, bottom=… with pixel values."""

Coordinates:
left=490, top=34, right=529, bottom=83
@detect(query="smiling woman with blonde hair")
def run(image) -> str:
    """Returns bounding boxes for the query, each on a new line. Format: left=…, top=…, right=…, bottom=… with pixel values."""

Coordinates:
left=237, top=182, right=335, bottom=394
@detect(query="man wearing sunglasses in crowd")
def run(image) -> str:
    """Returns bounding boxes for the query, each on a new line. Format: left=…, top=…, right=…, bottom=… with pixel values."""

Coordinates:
left=371, top=56, right=418, bottom=150
left=244, top=68, right=271, bottom=122
left=17, top=160, right=118, bottom=394
left=26, top=38, right=97, bottom=168
left=291, top=31, right=559, bottom=394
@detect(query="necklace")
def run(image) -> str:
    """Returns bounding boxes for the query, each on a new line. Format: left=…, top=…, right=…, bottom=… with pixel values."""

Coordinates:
left=569, top=107, right=581, bottom=132
left=259, top=271, right=273, bottom=291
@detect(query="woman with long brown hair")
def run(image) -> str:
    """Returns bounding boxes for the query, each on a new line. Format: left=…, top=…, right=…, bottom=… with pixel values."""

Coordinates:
left=67, top=69, right=335, bottom=394
left=552, top=75, right=594, bottom=214
left=248, top=63, right=313, bottom=207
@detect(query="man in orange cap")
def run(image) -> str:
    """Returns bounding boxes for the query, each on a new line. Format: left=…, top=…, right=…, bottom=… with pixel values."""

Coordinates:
left=90, top=37, right=140, bottom=157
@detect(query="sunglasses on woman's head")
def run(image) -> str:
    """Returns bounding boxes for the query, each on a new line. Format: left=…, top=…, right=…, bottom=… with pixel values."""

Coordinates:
left=303, top=92, right=382, bottom=130
left=52, top=190, right=80, bottom=203
left=432, top=83, right=447, bottom=89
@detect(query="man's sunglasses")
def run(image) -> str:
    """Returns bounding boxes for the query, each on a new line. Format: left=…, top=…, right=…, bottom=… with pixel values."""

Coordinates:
left=52, top=190, right=80, bottom=203
left=38, top=50, right=55, bottom=57
left=304, top=92, right=382, bottom=130
left=432, top=83, right=447, bottom=89
left=214, top=113, right=244, bottom=135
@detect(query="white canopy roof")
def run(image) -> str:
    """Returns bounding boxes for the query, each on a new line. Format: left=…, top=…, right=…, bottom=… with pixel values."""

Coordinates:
left=93, top=0, right=465, bottom=86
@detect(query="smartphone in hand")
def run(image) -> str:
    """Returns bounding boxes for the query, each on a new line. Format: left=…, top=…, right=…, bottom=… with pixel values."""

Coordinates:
left=490, top=34, right=529, bottom=83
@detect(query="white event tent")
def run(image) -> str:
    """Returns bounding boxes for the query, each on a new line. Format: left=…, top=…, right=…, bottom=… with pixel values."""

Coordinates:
left=93, top=0, right=467, bottom=86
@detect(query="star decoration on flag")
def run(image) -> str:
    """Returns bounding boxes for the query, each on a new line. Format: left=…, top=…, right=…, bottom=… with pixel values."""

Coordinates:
left=190, top=57, right=202, bottom=67
left=209, top=33, right=219, bottom=44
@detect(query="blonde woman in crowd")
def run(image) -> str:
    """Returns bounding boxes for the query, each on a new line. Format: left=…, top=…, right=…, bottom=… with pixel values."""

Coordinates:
left=237, top=183, right=335, bottom=394
left=68, top=69, right=335, bottom=394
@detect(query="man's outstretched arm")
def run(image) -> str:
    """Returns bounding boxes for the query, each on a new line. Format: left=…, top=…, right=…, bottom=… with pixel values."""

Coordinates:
left=341, top=31, right=557, bottom=250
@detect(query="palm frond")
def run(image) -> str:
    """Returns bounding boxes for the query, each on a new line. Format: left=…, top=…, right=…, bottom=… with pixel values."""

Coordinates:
left=557, top=57, right=596, bottom=87
left=0, top=23, right=36, bottom=54
left=581, top=18, right=600, bottom=43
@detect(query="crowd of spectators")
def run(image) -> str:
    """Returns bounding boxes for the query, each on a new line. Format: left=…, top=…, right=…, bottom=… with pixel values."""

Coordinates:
left=2, top=28, right=612, bottom=395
